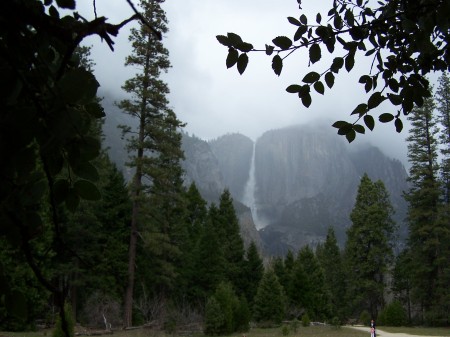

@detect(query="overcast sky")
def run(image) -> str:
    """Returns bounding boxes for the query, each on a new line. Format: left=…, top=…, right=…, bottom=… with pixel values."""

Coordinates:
left=75, top=0, right=434, bottom=167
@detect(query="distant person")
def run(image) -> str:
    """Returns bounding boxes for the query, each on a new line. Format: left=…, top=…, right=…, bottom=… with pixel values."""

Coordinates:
left=370, top=319, right=376, bottom=337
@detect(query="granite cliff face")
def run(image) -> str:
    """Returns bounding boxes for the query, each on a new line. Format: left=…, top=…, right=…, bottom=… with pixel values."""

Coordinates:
left=181, top=125, right=409, bottom=256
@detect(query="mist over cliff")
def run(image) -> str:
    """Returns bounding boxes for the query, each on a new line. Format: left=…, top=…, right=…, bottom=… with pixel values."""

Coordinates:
left=181, top=125, right=409, bottom=256
left=102, top=105, right=409, bottom=256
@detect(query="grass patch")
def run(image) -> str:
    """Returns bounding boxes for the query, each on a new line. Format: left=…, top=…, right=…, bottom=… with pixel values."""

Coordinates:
left=378, top=326, right=450, bottom=336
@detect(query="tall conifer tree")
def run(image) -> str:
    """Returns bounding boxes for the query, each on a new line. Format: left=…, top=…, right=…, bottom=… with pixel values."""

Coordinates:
left=316, top=227, right=345, bottom=320
left=405, top=94, right=448, bottom=323
left=118, top=0, right=185, bottom=326
left=344, top=174, right=396, bottom=318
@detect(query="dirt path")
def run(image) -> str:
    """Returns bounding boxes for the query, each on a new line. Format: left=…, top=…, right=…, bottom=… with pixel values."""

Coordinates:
left=345, top=325, right=442, bottom=337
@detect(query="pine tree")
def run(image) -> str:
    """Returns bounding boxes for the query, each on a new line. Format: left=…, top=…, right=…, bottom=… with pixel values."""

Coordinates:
left=436, top=72, right=450, bottom=203
left=316, top=227, right=346, bottom=320
left=405, top=94, right=448, bottom=324
left=344, top=174, right=396, bottom=318
left=242, top=241, right=264, bottom=306
left=117, top=0, right=184, bottom=326
left=253, top=269, right=286, bottom=325
left=293, top=246, right=328, bottom=320
left=217, top=190, right=246, bottom=294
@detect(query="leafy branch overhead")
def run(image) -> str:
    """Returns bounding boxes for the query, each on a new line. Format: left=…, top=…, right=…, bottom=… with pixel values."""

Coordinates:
left=216, top=0, right=450, bottom=142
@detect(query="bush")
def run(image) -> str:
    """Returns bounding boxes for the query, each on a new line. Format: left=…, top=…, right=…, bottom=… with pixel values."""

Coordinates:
left=290, top=319, right=299, bottom=332
left=282, top=325, right=290, bottom=335
left=301, top=313, right=310, bottom=327
left=379, top=301, right=407, bottom=326
left=52, top=303, right=74, bottom=337
left=359, top=310, right=371, bottom=326
left=204, top=297, right=224, bottom=335
left=331, top=316, right=341, bottom=329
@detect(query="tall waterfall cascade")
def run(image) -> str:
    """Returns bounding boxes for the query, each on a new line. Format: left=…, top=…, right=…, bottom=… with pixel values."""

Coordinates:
left=242, top=142, right=265, bottom=229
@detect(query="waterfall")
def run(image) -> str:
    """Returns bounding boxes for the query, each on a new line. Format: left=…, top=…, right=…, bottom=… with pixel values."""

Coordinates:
left=242, top=142, right=263, bottom=229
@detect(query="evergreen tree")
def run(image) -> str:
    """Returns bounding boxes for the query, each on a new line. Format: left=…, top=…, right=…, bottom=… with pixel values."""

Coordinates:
left=316, top=227, right=346, bottom=320
left=436, top=72, right=450, bottom=203
left=344, top=174, right=396, bottom=319
left=253, top=269, right=286, bottom=325
left=117, top=0, right=185, bottom=325
left=405, top=94, right=448, bottom=324
left=189, top=204, right=226, bottom=302
left=217, top=190, right=246, bottom=294
left=175, top=183, right=208, bottom=303
left=295, top=246, right=328, bottom=320
left=391, top=249, right=413, bottom=323
left=242, top=241, right=264, bottom=306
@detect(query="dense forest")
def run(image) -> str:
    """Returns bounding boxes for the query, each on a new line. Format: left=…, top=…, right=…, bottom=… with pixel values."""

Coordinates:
left=1, top=0, right=449, bottom=335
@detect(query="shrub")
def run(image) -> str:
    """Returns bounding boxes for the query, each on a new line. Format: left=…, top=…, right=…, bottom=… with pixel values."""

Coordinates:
left=331, top=316, right=341, bottom=329
left=282, top=325, right=290, bottom=335
left=301, top=313, right=310, bottom=327
left=204, top=297, right=224, bottom=336
left=379, top=301, right=407, bottom=326
left=359, top=310, right=371, bottom=326
left=290, top=319, right=299, bottom=332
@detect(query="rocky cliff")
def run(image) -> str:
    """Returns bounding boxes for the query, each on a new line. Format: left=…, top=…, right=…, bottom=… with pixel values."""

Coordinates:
left=193, top=125, right=409, bottom=256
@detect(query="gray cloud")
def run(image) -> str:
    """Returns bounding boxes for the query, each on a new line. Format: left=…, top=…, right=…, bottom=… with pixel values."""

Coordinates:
left=77, top=0, right=420, bottom=167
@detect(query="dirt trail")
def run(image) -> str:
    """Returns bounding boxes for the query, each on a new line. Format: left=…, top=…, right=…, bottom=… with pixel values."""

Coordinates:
left=345, top=325, right=445, bottom=337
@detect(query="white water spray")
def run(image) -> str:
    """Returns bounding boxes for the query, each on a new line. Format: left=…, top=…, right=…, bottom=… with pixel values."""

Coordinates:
left=242, top=142, right=264, bottom=229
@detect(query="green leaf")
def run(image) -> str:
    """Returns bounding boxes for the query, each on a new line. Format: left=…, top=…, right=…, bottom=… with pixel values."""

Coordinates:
left=344, top=9, right=355, bottom=27
left=72, top=161, right=99, bottom=181
left=368, top=92, right=385, bottom=109
left=395, top=118, right=403, bottom=133
left=58, top=69, right=99, bottom=104
left=309, top=44, right=321, bottom=63
left=388, top=93, right=402, bottom=106
left=74, top=180, right=101, bottom=201
left=353, top=124, right=365, bottom=134
left=345, top=53, right=355, bottom=72
left=332, top=121, right=350, bottom=129
left=272, top=55, right=283, bottom=76
left=351, top=103, right=368, bottom=116
left=294, top=26, right=308, bottom=41
left=330, top=57, right=344, bottom=73
left=227, top=33, right=243, bottom=47
left=300, top=14, right=308, bottom=25
left=316, top=13, right=322, bottom=24
left=272, top=36, right=292, bottom=50
left=301, top=92, right=312, bottom=108
left=55, top=0, right=75, bottom=9
left=226, top=48, right=239, bottom=68
left=216, top=35, right=231, bottom=47
left=379, top=113, right=395, bottom=123
left=286, top=84, right=302, bottom=93
left=265, top=44, right=275, bottom=56
left=345, top=129, right=356, bottom=143
left=236, top=42, right=253, bottom=52
left=337, top=124, right=353, bottom=135
left=314, top=81, right=325, bottom=95
left=388, top=78, right=399, bottom=92
left=302, top=71, right=320, bottom=83
left=237, top=53, right=249, bottom=75
left=364, top=114, right=375, bottom=131
left=288, top=17, right=301, bottom=26
left=325, top=72, right=335, bottom=88
left=49, top=5, right=59, bottom=18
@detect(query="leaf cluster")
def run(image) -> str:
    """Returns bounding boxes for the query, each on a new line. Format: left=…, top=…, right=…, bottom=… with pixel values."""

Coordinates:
left=217, top=0, right=450, bottom=142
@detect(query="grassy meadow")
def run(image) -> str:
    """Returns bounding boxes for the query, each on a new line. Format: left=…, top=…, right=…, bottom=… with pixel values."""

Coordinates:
left=1, top=325, right=449, bottom=337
